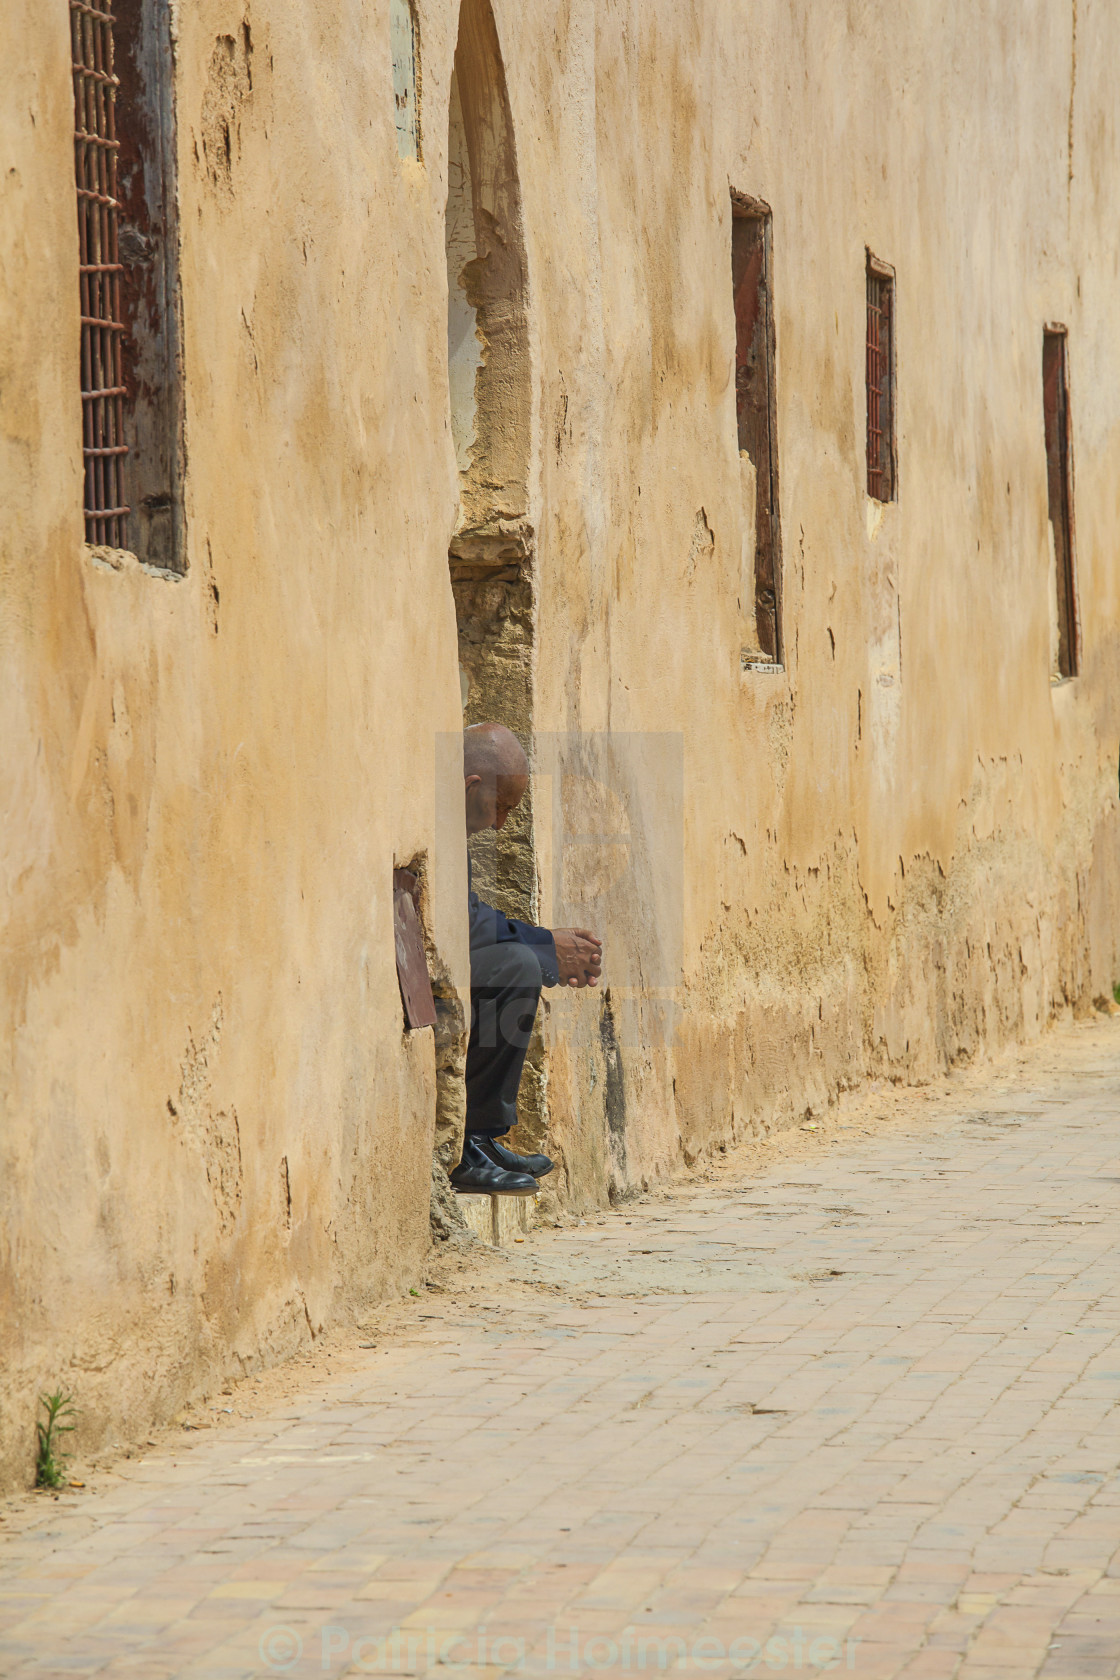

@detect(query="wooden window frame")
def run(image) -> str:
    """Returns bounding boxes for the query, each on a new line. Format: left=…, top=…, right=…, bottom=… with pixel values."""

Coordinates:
left=865, top=252, right=897, bottom=503
left=1042, top=326, right=1080, bottom=680
left=731, top=189, right=782, bottom=665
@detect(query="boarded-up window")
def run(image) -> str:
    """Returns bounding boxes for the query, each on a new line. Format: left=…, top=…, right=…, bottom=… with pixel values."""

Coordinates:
left=393, top=870, right=437, bottom=1029
left=70, top=0, right=184, bottom=569
left=1042, top=328, right=1080, bottom=679
left=865, top=254, right=896, bottom=503
left=731, top=194, right=781, bottom=662
left=391, top=0, right=420, bottom=161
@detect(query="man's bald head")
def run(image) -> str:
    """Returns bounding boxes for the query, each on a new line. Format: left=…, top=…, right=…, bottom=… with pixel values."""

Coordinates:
left=463, top=722, right=529, bottom=781
left=463, top=723, right=529, bottom=837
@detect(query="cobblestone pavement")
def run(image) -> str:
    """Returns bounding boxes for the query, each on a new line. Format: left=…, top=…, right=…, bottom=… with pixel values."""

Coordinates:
left=3, top=1023, right=1120, bottom=1680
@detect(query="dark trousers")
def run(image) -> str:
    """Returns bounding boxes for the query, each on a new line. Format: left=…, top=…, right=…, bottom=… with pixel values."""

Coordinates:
left=465, top=942, right=542, bottom=1138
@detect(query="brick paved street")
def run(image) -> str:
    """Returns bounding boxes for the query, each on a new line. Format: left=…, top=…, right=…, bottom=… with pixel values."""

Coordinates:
left=3, top=1022, right=1120, bottom=1680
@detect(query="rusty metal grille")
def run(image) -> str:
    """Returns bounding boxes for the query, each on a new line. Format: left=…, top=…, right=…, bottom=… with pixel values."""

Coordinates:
left=866, top=262, right=895, bottom=502
left=71, top=0, right=130, bottom=547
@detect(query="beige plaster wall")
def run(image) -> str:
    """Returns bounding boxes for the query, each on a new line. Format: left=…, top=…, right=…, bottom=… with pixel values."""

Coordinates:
left=0, top=0, right=471, bottom=1490
left=1, top=0, right=1118, bottom=1486
left=517, top=0, right=1120, bottom=1202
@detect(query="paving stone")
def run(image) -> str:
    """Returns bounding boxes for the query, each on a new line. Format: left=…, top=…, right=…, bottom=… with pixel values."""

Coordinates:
left=3, top=1027, right=1120, bottom=1677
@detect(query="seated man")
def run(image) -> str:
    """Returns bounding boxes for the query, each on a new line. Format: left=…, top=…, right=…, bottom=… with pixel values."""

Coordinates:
left=450, top=723, right=602, bottom=1196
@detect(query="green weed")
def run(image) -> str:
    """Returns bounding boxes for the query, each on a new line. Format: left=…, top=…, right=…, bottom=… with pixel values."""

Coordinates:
left=35, top=1391, right=75, bottom=1490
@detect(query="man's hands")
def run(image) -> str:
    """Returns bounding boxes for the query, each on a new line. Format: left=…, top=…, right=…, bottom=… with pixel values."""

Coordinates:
left=552, top=928, right=603, bottom=988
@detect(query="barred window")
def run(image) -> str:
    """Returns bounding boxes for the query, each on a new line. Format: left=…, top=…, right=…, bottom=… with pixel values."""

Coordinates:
left=70, top=0, right=184, bottom=570
left=72, top=0, right=128, bottom=547
left=865, top=255, right=896, bottom=503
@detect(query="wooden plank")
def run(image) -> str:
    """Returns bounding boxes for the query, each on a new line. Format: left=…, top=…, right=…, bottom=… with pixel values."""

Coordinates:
left=393, top=870, right=437, bottom=1029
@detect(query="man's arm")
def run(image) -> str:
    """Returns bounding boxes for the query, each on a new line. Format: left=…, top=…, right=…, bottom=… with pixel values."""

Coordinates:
left=470, top=893, right=601, bottom=990
left=509, top=918, right=561, bottom=987
left=469, top=892, right=560, bottom=986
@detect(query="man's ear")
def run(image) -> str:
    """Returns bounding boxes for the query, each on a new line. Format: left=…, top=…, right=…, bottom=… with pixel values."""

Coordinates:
left=464, top=774, right=481, bottom=794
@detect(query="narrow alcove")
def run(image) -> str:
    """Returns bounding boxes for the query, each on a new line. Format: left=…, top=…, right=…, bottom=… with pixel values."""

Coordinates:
left=444, top=0, right=533, bottom=907
left=444, top=0, right=546, bottom=1146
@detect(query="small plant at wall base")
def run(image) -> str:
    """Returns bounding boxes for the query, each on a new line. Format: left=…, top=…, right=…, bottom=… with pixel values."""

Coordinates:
left=1112, top=982, right=1120, bottom=1006
left=35, top=1391, right=75, bottom=1490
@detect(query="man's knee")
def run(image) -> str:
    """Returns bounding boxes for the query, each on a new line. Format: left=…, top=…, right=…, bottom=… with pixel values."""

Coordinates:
left=470, top=941, right=542, bottom=992
left=470, top=944, right=542, bottom=1052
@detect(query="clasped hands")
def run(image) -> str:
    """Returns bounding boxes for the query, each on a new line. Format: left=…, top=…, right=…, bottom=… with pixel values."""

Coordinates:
left=552, top=928, right=603, bottom=988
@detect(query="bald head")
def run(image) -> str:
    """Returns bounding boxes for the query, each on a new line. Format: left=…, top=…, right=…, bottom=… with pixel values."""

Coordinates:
left=463, top=723, right=529, bottom=837
left=463, top=722, right=528, bottom=781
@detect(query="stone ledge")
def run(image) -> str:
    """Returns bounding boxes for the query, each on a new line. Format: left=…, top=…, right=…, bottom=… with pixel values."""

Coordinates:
left=455, top=1192, right=536, bottom=1246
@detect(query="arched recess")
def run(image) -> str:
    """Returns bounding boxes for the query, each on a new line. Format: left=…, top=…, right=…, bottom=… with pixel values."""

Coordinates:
left=446, top=0, right=531, bottom=564
left=444, top=0, right=548, bottom=1153
left=445, top=0, right=536, bottom=921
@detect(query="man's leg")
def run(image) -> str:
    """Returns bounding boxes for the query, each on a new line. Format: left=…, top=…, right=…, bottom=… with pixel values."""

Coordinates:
left=449, top=942, right=543, bottom=1196
left=464, top=942, right=542, bottom=1138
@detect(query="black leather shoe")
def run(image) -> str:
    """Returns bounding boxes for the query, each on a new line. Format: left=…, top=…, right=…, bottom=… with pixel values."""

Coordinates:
left=449, top=1136, right=538, bottom=1196
left=480, top=1137, right=554, bottom=1179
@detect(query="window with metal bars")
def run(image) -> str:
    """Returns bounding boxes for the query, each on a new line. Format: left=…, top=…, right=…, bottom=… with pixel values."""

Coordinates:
left=1042, top=328, right=1080, bottom=679
left=72, top=0, right=128, bottom=546
left=70, top=0, right=184, bottom=569
left=731, top=192, right=782, bottom=663
left=865, top=255, right=896, bottom=503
